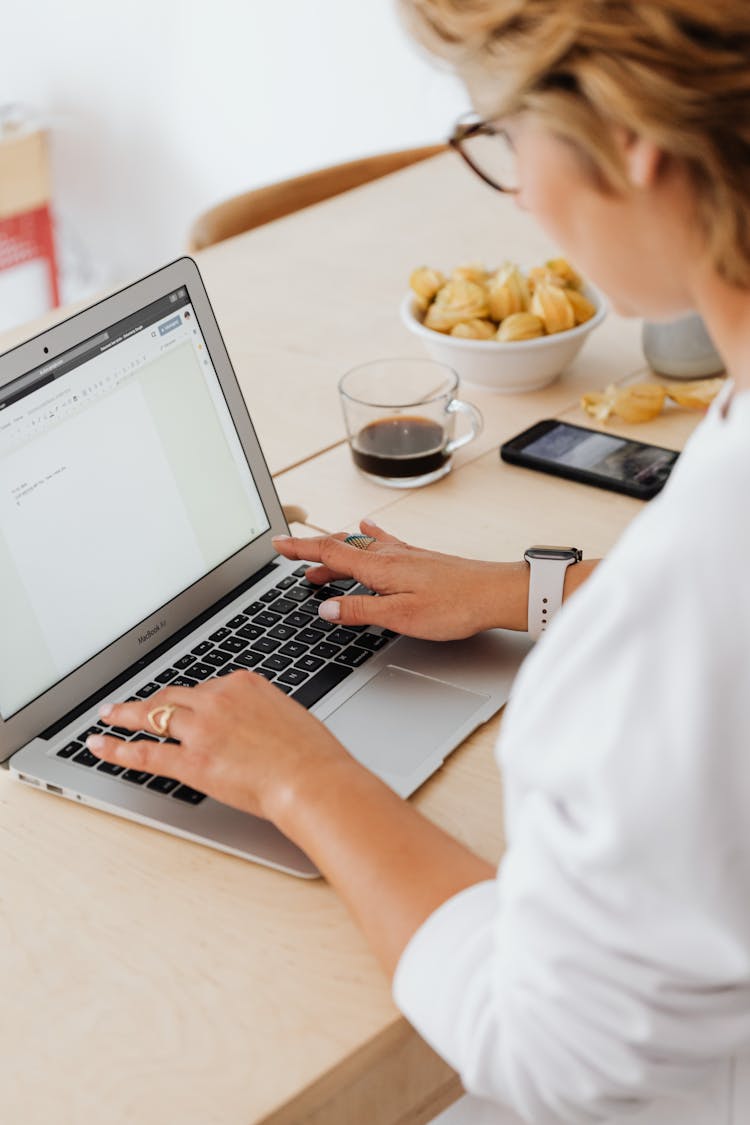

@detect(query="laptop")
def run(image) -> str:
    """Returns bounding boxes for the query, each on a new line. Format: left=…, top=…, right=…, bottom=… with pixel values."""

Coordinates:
left=0, top=257, right=532, bottom=878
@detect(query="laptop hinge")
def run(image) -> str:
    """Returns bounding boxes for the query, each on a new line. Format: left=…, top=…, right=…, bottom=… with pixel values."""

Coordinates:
left=39, top=560, right=279, bottom=741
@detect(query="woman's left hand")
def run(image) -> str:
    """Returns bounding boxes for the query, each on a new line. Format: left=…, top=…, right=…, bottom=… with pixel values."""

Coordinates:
left=86, top=670, right=353, bottom=822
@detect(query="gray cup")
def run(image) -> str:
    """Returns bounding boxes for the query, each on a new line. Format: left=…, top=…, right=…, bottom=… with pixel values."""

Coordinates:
left=642, top=313, right=724, bottom=379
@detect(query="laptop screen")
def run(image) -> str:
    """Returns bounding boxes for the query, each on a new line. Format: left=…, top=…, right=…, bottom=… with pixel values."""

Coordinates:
left=0, top=286, right=270, bottom=719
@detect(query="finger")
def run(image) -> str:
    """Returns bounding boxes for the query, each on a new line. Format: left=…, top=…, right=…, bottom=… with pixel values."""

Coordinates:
left=98, top=685, right=197, bottom=739
left=273, top=532, right=381, bottom=584
left=359, top=518, right=404, bottom=546
left=300, top=563, right=343, bottom=585
left=317, top=592, right=410, bottom=628
left=271, top=531, right=348, bottom=564
left=86, top=733, right=183, bottom=779
left=273, top=532, right=353, bottom=584
left=292, top=533, right=359, bottom=586
left=301, top=522, right=403, bottom=585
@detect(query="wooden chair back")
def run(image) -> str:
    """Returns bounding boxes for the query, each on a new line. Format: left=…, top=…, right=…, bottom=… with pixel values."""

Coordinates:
left=188, top=144, right=446, bottom=252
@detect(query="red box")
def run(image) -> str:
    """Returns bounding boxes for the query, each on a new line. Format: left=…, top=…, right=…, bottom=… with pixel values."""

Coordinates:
left=0, top=127, right=60, bottom=333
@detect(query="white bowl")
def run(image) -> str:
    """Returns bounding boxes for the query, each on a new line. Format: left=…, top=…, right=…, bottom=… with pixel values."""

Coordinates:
left=400, top=283, right=607, bottom=394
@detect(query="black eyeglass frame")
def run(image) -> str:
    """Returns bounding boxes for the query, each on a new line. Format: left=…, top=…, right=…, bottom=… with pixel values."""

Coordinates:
left=448, top=117, right=519, bottom=194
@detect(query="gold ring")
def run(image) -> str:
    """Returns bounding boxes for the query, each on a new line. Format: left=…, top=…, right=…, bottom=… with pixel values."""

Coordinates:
left=147, top=704, right=176, bottom=738
left=343, top=534, right=377, bottom=551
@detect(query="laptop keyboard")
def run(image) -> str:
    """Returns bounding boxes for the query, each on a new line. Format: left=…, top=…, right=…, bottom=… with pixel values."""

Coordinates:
left=55, top=567, right=397, bottom=806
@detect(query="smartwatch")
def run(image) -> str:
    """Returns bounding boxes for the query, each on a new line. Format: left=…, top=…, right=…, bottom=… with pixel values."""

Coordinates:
left=524, top=545, right=582, bottom=640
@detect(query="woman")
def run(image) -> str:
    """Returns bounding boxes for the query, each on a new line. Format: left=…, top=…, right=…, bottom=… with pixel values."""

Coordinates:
left=87, top=2, right=750, bottom=1121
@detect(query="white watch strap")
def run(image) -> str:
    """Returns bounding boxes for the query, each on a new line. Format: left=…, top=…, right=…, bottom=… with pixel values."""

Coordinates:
left=527, top=557, right=577, bottom=641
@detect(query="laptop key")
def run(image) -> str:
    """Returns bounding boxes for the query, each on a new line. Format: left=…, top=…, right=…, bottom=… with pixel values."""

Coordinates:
left=155, top=667, right=178, bottom=685
left=136, top=682, right=160, bottom=699
left=147, top=775, right=180, bottom=794
left=276, top=575, right=296, bottom=589
left=57, top=741, right=82, bottom=759
left=237, top=650, right=263, bottom=668
left=121, top=769, right=153, bottom=785
left=334, top=646, right=373, bottom=668
left=187, top=661, right=215, bottom=679
left=296, top=628, right=321, bottom=646
left=227, top=614, right=247, bottom=629
left=270, top=597, right=297, bottom=615
left=292, top=663, right=352, bottom=709
left=174, top=653, right=196, bottom=670
left=306, top=617, right=335, bottom=633
left=267, top=624, right=296, bottom=642
left=285, top=611, right=314, bottom=629
left=328, top=628, right=358, bottom=646
left=243, top=601, right=264, bottom=616
left=279, top=640, right=306, bottom=659
left=261, top=654, right=292, bottom=672
left=292, top=565, right=309, bottom=577
left=171, top=675, right=198, bottom=688
left=310, top=642, right=341, bottom=660
left=308, top=585, right=338, bottom=601
left=209, top=627, right=230, bottom=642
left=254, top=611, right=281, bottom=628
left=78, top=725, right=104, bottom=742
left=73, top=748, right=101, bottom=767
left=251, top=637, right=280, bottom=654
left=331, top=577, right=357, bottom=590
left=97, top=761, right=125, bottom=776
left=276, top=684, right=294, bottom=695
left=356, top=632, right=390, bottom=651
left=172, top=786, right=206, bottom=805
left=219, top=636, right=248, bottom=653
left=279, top=667, right=309, bottom=686
left=255, top=667, right=277, bottom=682
left=284, top=587, right=311, bottom=603
left=260, top=588, right=280, bottom=603
left=236, top=622, right=264, bottom=641
left=191, top=640, right=212, bottom=656
left=205, top=649, right=231, bottom=668
left=215, top=663, right=243, bottom=677
left=295, top=654, right=324, bottom=673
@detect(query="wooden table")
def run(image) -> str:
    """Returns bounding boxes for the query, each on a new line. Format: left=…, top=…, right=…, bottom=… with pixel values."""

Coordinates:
left=0, top=154, right=709, bottom=1125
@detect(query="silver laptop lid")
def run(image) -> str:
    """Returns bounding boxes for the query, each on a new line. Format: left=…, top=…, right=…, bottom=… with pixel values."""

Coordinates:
left=0, top=257, right=288, bottom=761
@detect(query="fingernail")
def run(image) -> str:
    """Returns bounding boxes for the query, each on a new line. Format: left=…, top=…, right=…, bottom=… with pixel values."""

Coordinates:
left=87, top=735, right=105, bottom=751
left=318, top=600, right=340, bottom=621
left=272, top=534, right=291, bottom=542
left=99, top=704, right=113, bottom=719
left=361, top=518, right=380, bottom=529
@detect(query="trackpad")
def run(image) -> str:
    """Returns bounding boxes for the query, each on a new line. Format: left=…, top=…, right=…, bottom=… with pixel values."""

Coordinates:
left=324, top=665, right=489, bottom=777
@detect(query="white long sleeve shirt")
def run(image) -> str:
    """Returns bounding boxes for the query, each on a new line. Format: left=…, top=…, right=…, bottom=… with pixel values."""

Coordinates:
left=394, top=383, right=750, bottom=1125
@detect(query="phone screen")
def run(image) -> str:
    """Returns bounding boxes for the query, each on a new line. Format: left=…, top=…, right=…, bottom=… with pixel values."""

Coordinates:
left=521, top=422, right=678, bottom=486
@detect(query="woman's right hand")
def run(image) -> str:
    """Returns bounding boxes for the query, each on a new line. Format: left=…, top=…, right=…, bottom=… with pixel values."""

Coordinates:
left=272, top=518, right=530, bottom=641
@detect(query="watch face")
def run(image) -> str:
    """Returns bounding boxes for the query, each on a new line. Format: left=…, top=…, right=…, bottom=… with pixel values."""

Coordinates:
left=524, top=546, right=582, bottom=562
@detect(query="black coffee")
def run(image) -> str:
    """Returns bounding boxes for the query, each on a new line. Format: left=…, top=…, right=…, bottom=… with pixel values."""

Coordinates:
left=351, top=415, right=448, bottom=478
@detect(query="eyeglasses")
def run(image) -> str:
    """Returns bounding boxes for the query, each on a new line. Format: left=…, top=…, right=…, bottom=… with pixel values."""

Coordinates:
left=448, top=116, right=520, bottom=194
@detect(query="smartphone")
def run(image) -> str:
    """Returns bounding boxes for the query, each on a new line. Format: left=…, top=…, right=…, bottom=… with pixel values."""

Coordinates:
left=500, top=418, right=679, bottom=500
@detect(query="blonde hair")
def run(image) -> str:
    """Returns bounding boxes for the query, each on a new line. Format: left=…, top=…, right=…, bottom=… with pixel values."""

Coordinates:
left=400, top=0, right=750, bottom=285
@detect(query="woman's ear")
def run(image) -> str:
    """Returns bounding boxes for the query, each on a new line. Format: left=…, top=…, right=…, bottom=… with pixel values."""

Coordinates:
left=614, top=127, right=664, bottom=189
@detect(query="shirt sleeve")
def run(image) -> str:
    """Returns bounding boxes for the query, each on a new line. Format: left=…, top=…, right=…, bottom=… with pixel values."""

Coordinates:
left=392, top=428, right=750, bottom=1124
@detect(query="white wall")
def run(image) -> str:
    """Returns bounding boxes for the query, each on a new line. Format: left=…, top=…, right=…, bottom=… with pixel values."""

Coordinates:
left=3, top=1, right=468, bottom=293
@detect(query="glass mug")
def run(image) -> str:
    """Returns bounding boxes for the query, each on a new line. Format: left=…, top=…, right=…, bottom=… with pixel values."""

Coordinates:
left=338, top=358, right=483, bottom=488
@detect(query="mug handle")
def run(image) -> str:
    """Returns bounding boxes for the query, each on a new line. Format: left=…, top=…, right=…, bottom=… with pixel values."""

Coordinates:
left=445, top=398, right=483, bottom=454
